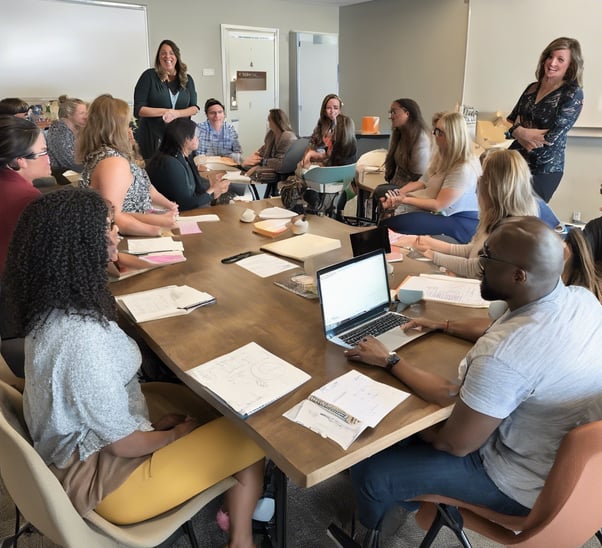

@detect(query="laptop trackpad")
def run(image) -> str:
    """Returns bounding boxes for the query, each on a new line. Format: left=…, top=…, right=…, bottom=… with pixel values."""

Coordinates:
left=377, top=328, right=426, bottom=351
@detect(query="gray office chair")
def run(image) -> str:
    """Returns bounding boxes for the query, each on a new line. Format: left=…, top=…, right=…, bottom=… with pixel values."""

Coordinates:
left=260, top=136, right=310, bottom=199
left=0, top=378, right=237, bottom=548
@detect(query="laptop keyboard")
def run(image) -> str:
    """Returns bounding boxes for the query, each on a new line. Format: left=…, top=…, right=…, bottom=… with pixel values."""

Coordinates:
left=340, top=313, right=410, bottom=346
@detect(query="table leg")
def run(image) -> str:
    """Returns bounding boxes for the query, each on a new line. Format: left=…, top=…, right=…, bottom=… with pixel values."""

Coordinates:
left=273, top=466, right=287, bottom=548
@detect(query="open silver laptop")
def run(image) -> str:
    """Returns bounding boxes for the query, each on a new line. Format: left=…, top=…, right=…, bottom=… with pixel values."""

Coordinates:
left=316, top=250, right=427, bottom=350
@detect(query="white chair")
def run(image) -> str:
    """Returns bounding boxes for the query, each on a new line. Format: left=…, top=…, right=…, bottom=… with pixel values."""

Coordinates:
left=0, top=378, right=237, bottom=548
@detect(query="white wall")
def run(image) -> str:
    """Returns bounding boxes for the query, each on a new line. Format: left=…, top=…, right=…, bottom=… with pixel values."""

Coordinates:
left=119, top=0, right=339, bottom=124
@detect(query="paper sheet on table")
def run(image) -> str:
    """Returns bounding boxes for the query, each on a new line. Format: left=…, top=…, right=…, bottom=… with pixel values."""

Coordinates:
left=186, top=342, right=311, bottom=417
left=178, top=214, right=220, bottom=223
left=178, top=220, right=202, bottom=234
left=397, top=274, right=489, bottom=308
left=284, top=370, right=410, bottom=450
left=126, top=237, right=184, bottom=254
left=236, top=253, right=298, bottom=278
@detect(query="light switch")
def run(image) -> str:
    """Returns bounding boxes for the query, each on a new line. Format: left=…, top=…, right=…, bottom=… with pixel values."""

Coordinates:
left=202, top=68, right=215, bottom=77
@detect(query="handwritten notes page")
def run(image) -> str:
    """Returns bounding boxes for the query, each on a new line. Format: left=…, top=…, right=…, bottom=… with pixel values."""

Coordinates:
left=186, top=342, right=311, bottom=418
left=116, top=285, right=215, bottom=323
left=397, top=274, right=489, bottom=308
left=284, top=370, right=410, bottom=450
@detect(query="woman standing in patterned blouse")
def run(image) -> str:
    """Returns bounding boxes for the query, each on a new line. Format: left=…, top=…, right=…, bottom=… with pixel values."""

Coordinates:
left=506, top=37, right=584, bottom=202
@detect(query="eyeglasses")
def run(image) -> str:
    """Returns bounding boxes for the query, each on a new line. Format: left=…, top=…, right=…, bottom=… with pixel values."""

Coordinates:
left=432, top=127, right=445, bottom=137
left=23, top=150, right=49, bottom=160
left=478, top=243, right=520, bottom=269
left=389, top=108, right=403, bottom=116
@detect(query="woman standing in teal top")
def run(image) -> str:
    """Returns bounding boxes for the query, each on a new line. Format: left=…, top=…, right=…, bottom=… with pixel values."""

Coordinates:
left=134, top=40, right=199, bottom=160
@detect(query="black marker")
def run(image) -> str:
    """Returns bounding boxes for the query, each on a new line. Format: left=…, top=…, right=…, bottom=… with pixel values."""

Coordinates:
left=221, top=251, right=253, bottom=264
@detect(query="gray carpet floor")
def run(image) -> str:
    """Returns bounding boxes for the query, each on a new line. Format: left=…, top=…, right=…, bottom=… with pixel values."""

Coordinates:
left=2, top=471, right=600, bottom=547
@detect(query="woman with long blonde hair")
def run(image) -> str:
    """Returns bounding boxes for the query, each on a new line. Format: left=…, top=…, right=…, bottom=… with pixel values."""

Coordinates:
left=78, top=94, right=178, bottom=236
left=396, top=149, right=541, bottom=277
left=381, top=112, right=481, bottom=243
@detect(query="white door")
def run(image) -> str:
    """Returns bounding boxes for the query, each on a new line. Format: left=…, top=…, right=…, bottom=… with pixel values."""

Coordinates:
left=221, top=25, right=279, bottom=156
left=291, top=32, right=339, bottom=137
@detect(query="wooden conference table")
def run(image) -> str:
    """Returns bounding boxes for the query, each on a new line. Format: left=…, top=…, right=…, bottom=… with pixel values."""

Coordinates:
left=111, top=199, right=486, bottom=543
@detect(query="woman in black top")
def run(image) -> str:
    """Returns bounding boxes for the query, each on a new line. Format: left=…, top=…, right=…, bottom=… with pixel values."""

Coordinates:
left=134, top=40, right=199, bottom=159
left=146, top=118, right=229, bottom=211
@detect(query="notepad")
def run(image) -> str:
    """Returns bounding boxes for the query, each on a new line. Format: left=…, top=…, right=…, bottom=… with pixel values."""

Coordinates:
left=260, top=233, right=341, bottom=261
left=116, top=285, right=215, bottom=323
left=396, top=274, right=489, bottom=308
left=253, top=218, right=290, bottom=238
left=186, top=342, right=311, bottom=418
left=284, top=370, right=410, bottom=450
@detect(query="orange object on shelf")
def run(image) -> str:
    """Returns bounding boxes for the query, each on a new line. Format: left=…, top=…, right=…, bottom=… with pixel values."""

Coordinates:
left=361, top=116, right=380, bottom=134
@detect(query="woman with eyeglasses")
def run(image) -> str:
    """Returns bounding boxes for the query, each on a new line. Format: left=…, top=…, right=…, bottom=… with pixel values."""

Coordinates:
left=380, top=111, right=481, bottom=244
left=300, top=94, right=357, bottom=169
left=78, top=94, right=179, bottom=237
left=0, top=115, right=49, bottom=275
left=1, top=188, right=264, bottom=545
left=372, top=98, right=431, bottom=221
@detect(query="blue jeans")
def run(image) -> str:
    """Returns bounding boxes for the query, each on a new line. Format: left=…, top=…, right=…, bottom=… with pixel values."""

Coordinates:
left=383, top=211, right=479, bottom=244
left=350, top=436, right=530, bottom=529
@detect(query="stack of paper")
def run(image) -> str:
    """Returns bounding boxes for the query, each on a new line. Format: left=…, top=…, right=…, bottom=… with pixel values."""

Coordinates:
left=396, top=274, right=489, bottom=308
left=126, top=237, right=184, bottom=255
left=285, top=370, right=409, bottom=450
left=186, top=342, right=311, bottom=418
left=116, top=285, right=215, bottom=322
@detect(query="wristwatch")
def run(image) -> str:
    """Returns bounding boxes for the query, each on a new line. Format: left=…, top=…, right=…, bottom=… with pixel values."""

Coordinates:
left=385, top=352, right=400, bottom=373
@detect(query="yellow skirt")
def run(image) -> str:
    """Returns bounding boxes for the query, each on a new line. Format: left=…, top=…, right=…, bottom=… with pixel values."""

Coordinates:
left=95, top=384, right=264, bottom=525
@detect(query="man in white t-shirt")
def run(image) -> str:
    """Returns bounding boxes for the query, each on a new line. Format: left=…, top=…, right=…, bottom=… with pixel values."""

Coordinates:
left=345, top=216, right=602, bottom=532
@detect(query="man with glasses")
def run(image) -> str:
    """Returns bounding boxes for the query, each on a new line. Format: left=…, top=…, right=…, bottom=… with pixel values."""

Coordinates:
left=343, top=216, right=602, bottom=542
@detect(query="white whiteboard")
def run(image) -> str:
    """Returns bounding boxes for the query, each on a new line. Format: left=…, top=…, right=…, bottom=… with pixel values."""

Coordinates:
left=463, top=0, right=602, bottom=128
left=0, top=0, right=149, bottom=104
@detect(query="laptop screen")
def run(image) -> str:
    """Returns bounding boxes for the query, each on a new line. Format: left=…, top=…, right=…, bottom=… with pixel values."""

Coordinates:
left=349, top=225, right=391, bottom=256
left=317, top=250, right=391, bottom=333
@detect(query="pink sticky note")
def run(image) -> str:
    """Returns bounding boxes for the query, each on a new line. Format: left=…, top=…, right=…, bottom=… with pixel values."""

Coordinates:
left=178, top=221, right=202, bottom=235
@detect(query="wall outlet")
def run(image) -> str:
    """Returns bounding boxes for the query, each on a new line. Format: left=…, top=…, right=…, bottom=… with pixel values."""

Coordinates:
left=572, top=211, right=582, bottom=222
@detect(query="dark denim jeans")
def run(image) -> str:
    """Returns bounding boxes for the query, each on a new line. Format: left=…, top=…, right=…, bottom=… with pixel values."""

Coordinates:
left=350, top=436, right=530, bottom=529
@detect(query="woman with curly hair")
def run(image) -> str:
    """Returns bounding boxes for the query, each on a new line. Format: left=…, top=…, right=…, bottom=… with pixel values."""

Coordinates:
left=2, top=188, right=264, bottom=545
left=78, top=94, right=178, bottom=237
left=134, top=39, right=199, bottom=159
left=380, top=112, right=481, bottom=243
left=300, top=93, right=357, bottom=169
